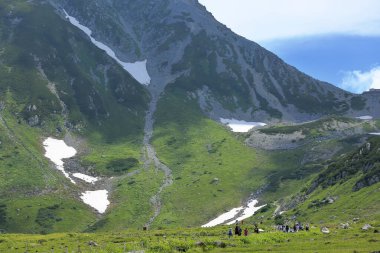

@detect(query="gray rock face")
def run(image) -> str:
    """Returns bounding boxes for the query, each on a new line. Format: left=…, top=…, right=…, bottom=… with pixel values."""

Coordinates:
left=28, top=115, right=39, bottom=126
left=48, top=0, right=380, bottom=122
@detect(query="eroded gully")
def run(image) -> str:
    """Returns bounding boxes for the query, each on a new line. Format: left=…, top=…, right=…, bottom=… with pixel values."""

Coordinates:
left=143, top=91, right=173, bottom=228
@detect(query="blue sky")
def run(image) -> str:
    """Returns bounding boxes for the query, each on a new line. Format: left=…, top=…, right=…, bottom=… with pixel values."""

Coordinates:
left=199, top=0, right=380, bottom=93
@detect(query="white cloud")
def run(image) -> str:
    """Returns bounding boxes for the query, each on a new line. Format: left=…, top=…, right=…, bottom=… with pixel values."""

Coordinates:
left=199, top=0, right=380, bottom=42
left=340, top=66, right=380, bottom=93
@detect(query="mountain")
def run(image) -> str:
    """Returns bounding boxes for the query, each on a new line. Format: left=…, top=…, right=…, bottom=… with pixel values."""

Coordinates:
left=49, top=0, right=380, bottom=122
left=0, top=0, right=379, bottom=233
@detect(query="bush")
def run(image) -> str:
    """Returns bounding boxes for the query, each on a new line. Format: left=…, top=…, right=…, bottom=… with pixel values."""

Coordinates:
left=35, top=205, right=62, bottom=230
left=274, top=215, right=285, bottom=225
left=106, top=157, right=139, bottom=173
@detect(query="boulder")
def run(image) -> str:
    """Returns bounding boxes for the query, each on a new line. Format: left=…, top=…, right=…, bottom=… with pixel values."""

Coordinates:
left=321, top=227, right=330, bottom=234
left=88, top=241, right=98, bottom=247
left=195, top=241, right=206, bottom=247
left=326, top=196, right=336, bottom=204
left=362, top=224, right=373, bottom=230
left=210, top=178, right=219, bottom=184
left=340, top=223, right=349, bottom=229
left=28, top=115, right=39, bottom=126
left=214, top=241, right=227, bottom=248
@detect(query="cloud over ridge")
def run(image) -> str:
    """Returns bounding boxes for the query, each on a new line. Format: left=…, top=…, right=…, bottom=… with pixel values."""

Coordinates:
left=340, top=66, right=380, bottom=93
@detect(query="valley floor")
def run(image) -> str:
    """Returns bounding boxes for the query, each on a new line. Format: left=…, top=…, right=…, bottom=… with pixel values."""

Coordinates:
left=0, top=224, right=379, bottom=252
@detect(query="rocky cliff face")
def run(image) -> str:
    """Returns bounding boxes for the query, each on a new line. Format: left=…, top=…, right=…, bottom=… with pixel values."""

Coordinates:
left=48, top=0, right=380, bottom=123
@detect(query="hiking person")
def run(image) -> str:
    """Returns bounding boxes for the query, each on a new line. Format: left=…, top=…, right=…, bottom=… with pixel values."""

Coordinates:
left=238, top=226, right=242, bottom=236
left=305, top=223, right=310, bottom=231
left=244, top=228, right=248, bottom=236
left=228, top=228, right=233, bottom=238
left=254, top=225, right=259, bottom=234
left=235, top=225, right=239, bottom=235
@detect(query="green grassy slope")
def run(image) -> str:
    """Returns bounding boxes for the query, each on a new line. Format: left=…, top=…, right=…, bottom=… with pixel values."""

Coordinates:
left=151, top=87, right=314, bottom=228
left=0, top=93, right=97, bottom=234
left=152, top=88, right=378, bottom=228
left=0, top=224, right=379, bottom=252
left=282, top=137, right=380, bottom=225
left=244, top=136, right=380, bottom=228
left=0, top=0, right=152, bottom=233
left=289, top=178, right=380, bottom=225
left=0, top=0, right=149, bottom=141
left=87, top=167, right=164, bottom=232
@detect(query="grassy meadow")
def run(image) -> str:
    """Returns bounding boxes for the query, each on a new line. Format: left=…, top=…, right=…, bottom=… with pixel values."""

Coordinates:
left=0, top=224, right=379, bottom=252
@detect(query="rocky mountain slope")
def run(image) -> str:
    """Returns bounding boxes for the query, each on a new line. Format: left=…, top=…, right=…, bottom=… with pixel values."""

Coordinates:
left=277, top=136, right=380, bottom=224
left=0, top=0, right=379, bottom=233
left=49, top=0, right=379, bottom=122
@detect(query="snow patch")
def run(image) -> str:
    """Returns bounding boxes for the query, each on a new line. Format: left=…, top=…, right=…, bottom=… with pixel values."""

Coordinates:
left=356, top=115, right=373, bottom=120
left=202, top=199, right=265, bottom=227
left=220, top=118, right=266, bottom=133
left=80, top=190, right=110, bottom=213
left=63, top=10, right=151, bottom=85
left=369, top=132, right=380, bottom=136
left=202, top=207, right=244, bottom=228
left=72, top=173, right=99, bottom=184
left=43, top=137, right=77, bottom=184
left=226, top=200, right=266, bottom=225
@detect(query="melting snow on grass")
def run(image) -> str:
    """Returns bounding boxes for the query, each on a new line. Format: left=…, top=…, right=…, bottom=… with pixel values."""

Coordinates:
left=43, top=138, right=109, bottom=213
left=80, top=190, right=110, bottom=214
left=220, top=118, right=266, bottom=133
left=72, top=173, right=99, bottom=184
left=226, top=200, right=266, bottom=225
left=202, top=199, right=265, bottom=227
left=356, top=115, right=373, bottom=120
left=202, top=207, right=244, bottom=228
left=63, top=10, right=151, bottom=85
left=43, top=138, right=77, bottom=184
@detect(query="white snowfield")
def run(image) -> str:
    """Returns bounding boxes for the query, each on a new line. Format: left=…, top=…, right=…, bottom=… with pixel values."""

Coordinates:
left=226, top=200, right=266, bottom=225
left=369, top=133, right=380, bottom=136
left=63, top=10, right=151, bottom=85
left=202, top=199, right=265, bottom=227
left=72, top=173, right=99, bottom=184
left=202, top=207, right=244, bottom=228
left=43, top=138, right=77, bottom=184
left=220, top=118, right=267, bottom=133
left=80, top=190, right=110, bottom=214
left=43, top=138, right=109, bottom=213
left=356, top=115, right=373, bottom=120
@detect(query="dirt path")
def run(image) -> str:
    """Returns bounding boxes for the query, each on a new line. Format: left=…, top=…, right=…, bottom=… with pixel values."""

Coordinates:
left=143, top=93, right=173, bottom=228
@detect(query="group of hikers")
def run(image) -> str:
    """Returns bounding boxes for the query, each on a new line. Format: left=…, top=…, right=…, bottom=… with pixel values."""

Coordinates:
left=227, top=220, right=310, bottom=237
left=276, top=222, right=310, bottom=233
left=228, top=220, right=260, bottom=238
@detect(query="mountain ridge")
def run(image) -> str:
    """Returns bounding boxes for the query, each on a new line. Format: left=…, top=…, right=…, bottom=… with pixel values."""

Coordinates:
left=48, top=0, right=380, bottom=123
